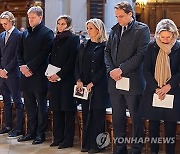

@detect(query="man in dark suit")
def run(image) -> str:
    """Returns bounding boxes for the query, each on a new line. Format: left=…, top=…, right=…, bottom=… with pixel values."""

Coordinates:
left=0, top=11, right=24, bottom=138
left=17, top=6, right=54, bottom=144
left=104, top=2, right=150, bottom=154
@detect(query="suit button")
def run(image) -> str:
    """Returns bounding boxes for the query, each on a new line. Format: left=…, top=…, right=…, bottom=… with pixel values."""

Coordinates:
left=92, top=60, right=94, bottom=63
left=91, top=70, right=93, bottom=72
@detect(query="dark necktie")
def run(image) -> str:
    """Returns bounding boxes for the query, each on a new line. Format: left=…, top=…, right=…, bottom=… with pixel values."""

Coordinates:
left=120, top=26, right=127, bottom=38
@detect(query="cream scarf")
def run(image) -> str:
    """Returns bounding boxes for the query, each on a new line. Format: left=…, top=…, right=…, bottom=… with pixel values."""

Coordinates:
left=154, top=38, right=176, bottom=88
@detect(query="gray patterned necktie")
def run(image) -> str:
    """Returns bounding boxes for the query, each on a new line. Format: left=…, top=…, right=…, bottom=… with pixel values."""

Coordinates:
left=5, top=31, right=10, bottom=44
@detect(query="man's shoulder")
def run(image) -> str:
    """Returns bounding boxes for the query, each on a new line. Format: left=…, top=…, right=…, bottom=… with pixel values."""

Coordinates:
left=134, top=21, right=149, bottom=30
left=41, top=25, right=53, bottom=33
left=111, top=23, right=119, bottom=31
left=12, top=28, right=21, bottom=36
left=0, top=31, right=5, bottom=37
left=71, top=33, right=79, bottom=39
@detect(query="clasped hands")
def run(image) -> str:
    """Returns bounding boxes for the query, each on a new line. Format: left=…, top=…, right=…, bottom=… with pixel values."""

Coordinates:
left=155, top=84, right=171, bottom=101
left=0, top=69, right=8, bottom=78
left=76, top=79, right=94, bottom=92
left=20, top=65, right=33, bottom=77
left=110, top=68, right=122, bottom=81
left=47, top=74, right=60, bottom=82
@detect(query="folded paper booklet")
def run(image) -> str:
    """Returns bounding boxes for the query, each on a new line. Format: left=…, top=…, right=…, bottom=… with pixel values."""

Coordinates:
left=45, top=64, right=61, bottom=76
left=116, top=77, right=130, bottom=91
left=73, top=85, right=89, bottom=100
left=152, top=93, right=174, bottom=109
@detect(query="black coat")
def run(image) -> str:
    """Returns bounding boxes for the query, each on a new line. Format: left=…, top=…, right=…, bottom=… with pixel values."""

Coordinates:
left=139, top=41, right=180, bottom=122
left=49, top=34, right=80, bottom=111
left=17, top=23, right=54, bottom=92
left=75, top=40, right=110, bottom=109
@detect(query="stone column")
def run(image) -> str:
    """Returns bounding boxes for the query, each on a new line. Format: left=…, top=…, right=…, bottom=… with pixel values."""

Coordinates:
left=45, top=0, right=64, bottom=32
left=70, top=0, right=87, bottom=32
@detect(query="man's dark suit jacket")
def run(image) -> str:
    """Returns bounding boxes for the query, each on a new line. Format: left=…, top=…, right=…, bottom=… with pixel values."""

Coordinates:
left=104, top=20, right=150, bottom=95
left=0, top=28, right=21, bottom=87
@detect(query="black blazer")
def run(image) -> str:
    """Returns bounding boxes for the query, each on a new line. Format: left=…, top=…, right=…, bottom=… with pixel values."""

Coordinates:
left=104, top=20, right=150, bottom=95
left=0, top=28, right=21, bottom=86
left=17, top=23, right=54, bottom=92
left=75, top=40, right=110, bottom=109
left=49, top=33, right=80, bottom=111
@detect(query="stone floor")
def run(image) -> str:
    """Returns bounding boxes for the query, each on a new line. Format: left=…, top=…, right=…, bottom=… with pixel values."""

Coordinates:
left=0, top=132, right=112, bottom=154
left=1, top=132, right=180, bottom=154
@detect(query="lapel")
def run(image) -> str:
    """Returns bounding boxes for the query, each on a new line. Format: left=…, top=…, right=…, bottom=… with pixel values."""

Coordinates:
left=1, top=32, right=6, bottom=48
left=3, top=28, right=18, bottom=51
left=111, top=24, right=120, bottom=63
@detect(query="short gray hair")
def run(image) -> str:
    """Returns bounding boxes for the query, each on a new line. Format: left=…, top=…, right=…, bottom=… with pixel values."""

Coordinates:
left=155, top=19, right=179, bottom=39
left=0, top=11, right=15, bottom=25
left=27, top=6, right=43, bottom=17
left=86, top=18, right=108, bottom=43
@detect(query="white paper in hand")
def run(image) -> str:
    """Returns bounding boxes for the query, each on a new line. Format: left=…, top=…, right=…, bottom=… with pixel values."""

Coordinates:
left=116, top=77, right=130, bottom=91
left=152, top=93, right=174, bottom=109
left=45, top=64, right=61, bottom=76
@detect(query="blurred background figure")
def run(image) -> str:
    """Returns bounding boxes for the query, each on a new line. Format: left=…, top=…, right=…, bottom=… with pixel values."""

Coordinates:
left=79, top=30, right=86, bottom=43
left=20, top=27, right=25, bottom=32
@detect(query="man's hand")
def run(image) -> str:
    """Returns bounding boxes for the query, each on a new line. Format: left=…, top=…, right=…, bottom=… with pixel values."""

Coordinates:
left=20, top=65, right=33, bottom=77
left=47, top=74, right=60, bottom=82
left=110, top=68, right=122, bottom=81
left=0, top=69, right=8, bottom=78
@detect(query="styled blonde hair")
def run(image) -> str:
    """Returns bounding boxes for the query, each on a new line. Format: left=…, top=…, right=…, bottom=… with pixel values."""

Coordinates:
left=86, top=18, right=108, bottom=43
left=0, top=11, right=15, bottom=25
left=155, top=19, right=179, bottom=39
left=55, top=15, right=73, bottom=34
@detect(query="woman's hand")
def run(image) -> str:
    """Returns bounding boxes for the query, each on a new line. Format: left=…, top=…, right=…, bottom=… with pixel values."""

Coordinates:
left=76, top=79, right=83, bottom=89
left=87, top=82, right=94, bottom=92
left=47, top=74, right=60, bottom=82
left=155, top=84, right=171, bottom=100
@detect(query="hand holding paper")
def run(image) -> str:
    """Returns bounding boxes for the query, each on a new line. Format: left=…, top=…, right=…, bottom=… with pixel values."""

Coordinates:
left=73, top=85, right=89, bottom=100
left=152, top=93, right=174, bottom=109
left=116, top=77, right=130, bottom=91
left=45, top=64, right=61, bottom=76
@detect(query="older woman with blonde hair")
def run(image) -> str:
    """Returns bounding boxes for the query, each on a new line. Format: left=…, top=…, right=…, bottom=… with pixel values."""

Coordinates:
left=139, top=19, right=180, bottom=154
left=48, top=14, right=80, bottom=149
left=75, top=18, right=110, bottom=153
